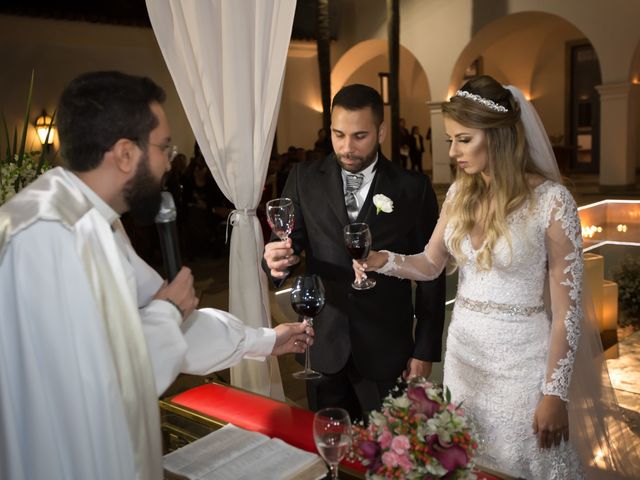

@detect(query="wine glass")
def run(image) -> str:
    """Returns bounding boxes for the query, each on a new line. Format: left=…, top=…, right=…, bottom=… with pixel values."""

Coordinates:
left=313, top=408, right=352, bottom=480
left=266, top=197, right=294, bottom=241
left=290, top=274, right=325, bottom=380
left=344, top=222, right=376, bottom=290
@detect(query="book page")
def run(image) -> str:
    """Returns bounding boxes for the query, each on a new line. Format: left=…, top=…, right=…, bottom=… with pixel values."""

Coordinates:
left=164, top=424, right=269, bottom=477
left=163, top=424, right=327, bottom=480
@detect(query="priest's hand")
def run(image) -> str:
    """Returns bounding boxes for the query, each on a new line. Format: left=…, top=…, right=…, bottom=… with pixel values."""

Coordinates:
left=532, top=395, right=569, bottom=448
left=403, top=358, right=432, bottom=380
left=154, top=267, right=199, bottom=320
left=271, top=322, right=314, bottom=356
left=264, top=238, right=300, bottom=278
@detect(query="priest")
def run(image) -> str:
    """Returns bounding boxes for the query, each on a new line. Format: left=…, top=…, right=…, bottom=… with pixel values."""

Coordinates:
left=0, top=71, right=312, bottom=480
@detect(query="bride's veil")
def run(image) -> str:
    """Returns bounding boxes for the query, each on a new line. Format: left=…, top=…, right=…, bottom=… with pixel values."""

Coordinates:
left=506, top=85, right=640, bottom=479
left=571, top=294, right=640, bottom=479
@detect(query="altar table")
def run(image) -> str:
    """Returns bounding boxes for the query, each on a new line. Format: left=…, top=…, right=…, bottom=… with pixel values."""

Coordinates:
left=160, top=382, right=515, bottom=479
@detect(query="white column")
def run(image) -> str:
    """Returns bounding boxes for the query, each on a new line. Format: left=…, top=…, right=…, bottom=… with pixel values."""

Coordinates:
left=596, top=82, right=638, bottom=188
left=427, top=101, right=452, bottom=185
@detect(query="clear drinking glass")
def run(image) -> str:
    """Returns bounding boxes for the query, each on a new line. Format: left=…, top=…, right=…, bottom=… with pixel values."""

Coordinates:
left=344, top=222, right=376, bottom=290
left=313, top=408, right=352, bottom=479
left=290, top=274, right=325, bottom=380
left=266, top=197, right=294, bottom=241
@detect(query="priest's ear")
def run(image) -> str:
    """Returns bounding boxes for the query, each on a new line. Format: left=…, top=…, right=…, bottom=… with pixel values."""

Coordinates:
left=110, top=138, right=141, bottom=175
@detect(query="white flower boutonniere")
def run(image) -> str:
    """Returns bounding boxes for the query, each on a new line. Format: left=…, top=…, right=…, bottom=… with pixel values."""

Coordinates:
left=373, top=194, right=393, bottom=215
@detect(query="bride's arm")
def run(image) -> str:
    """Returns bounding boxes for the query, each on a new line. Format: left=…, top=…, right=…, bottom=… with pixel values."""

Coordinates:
left=533, top=185, right=583, bottom=448
left=355, top=185, right=453, bottom=282
left=542, top=186, right=583, bottom=401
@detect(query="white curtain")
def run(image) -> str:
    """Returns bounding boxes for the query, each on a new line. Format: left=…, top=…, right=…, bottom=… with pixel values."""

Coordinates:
left=146, top=0, right=296, bottom=399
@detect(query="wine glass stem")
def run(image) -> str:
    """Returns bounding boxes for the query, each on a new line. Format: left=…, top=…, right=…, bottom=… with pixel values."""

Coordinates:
left=303, top=316, right=313, bottom=371
left=329, top=463, right=339, bottom=479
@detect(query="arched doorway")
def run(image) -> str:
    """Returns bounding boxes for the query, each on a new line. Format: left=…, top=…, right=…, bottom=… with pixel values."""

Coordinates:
left=449, top=11, right=602, bottom=175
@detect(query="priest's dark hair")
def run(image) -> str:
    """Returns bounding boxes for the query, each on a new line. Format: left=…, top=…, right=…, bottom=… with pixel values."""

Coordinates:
left=57, top=71, right=166, bottom=172
left=331, top=84, right=384, bottom=127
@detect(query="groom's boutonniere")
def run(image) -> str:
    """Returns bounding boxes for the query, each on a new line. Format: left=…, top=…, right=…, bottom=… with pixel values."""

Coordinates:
left=373, top=194, right=393, bottom=215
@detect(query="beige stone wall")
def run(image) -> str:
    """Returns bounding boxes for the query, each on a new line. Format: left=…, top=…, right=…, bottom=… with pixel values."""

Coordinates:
left=0, top=14, right=194, bottom=161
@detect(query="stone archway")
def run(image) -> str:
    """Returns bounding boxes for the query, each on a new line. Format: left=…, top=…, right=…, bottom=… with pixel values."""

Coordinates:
left=434, top=11, right=604, bottom=180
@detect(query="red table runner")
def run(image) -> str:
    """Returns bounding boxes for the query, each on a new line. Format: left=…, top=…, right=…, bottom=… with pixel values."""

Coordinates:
left=170, top=383, right=501, bottom=479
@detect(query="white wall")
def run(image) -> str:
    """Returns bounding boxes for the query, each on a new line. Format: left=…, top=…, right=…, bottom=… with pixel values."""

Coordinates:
left=276, top=41, right=323, bottom=152
left=0, top=14, right=194, bottom=161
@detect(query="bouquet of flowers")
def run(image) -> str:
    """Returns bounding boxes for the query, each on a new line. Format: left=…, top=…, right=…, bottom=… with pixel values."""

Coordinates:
left=0, top=152, right=50, bottom=204
left=351, top=377, right=478, bottom=479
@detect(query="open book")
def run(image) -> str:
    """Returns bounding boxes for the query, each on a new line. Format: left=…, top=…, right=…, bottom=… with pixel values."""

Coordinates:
left=163, top=423, right=328, bottom=480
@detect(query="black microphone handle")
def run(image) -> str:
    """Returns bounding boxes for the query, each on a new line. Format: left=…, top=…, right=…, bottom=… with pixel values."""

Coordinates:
left=156, top=221, right=182, bottom=282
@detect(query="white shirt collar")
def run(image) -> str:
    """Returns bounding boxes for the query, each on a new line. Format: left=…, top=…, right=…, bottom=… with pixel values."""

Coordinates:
left=67, top=171, right=120, bottom=226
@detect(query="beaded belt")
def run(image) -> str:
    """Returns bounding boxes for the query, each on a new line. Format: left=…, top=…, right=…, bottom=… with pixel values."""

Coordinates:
left=456, top=296, right=545, bottom=316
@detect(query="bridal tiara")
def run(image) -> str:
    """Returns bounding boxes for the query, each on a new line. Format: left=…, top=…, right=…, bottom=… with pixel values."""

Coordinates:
left=454, top=90, right=509, bottom=113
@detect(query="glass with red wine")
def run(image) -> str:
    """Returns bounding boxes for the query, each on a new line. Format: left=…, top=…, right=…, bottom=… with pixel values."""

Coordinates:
left=266, top=197, right=294, bottom=241
left=344, top=222, right=376, bottom=290
left=291, top=274, right=326, bottom=380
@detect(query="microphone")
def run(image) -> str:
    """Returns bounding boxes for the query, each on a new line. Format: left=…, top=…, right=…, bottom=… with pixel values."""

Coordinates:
left=155, top=191, right=182, bottom=282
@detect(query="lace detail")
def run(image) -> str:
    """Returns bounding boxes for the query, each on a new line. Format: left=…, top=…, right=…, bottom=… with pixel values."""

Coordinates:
left=440, top=181, right=586, bottom=478
left=540, top=186, right=583, bottom=402
left=377, top=249, right=404, bottom=275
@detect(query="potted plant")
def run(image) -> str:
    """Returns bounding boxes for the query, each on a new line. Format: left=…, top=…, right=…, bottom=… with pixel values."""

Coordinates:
left=1, top=70, right=53, bottom=205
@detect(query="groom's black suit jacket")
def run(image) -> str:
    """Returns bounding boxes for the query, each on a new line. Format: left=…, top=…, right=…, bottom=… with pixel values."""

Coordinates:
left=268, top=154, right=445, bottom=382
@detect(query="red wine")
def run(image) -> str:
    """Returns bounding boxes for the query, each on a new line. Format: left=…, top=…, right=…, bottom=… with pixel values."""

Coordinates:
left=291, top=299, right=325, bottom=317
left=346, top=244, right=370, bottom=260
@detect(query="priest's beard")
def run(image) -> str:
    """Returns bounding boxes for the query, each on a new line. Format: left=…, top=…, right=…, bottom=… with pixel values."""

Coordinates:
left=123, top=152, right=163, bottom=225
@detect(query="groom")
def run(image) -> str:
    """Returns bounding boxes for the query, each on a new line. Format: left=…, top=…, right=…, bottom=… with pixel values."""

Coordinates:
left=263, top=84, right=446, bottom=420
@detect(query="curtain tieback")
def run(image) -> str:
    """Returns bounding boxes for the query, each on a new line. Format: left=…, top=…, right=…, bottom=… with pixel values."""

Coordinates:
left=225, top=208, right=257, bottom=244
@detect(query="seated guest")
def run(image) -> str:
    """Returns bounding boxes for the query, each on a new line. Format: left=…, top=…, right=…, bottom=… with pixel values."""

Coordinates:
left=0, top=71, right=312, bottom=480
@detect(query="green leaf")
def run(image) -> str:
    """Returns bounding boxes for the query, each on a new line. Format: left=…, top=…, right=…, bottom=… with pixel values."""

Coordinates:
left=16, top=70, right=35, bottom=168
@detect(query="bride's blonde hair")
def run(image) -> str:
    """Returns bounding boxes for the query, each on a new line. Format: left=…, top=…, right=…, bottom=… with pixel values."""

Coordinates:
left=443, top=76, right=552, bottom=270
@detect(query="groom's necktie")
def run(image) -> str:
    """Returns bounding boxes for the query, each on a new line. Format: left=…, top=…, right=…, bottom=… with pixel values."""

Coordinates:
left=345, top=173, right=364, bottom=221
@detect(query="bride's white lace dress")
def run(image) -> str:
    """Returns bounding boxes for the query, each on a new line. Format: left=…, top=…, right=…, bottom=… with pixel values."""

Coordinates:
left=379, top=180, right=586, bottom=479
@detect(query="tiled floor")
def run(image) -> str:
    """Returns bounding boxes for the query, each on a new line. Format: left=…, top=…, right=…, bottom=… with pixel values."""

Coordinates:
left=161, top=172, right=640, bottom=438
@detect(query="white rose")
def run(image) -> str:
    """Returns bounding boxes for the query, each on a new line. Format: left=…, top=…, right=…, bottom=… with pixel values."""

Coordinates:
left=373, top=194, right=393, bottom=214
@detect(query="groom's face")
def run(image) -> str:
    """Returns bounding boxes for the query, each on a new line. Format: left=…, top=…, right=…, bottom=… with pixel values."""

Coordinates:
left=331, top=106, right=387, bottom=173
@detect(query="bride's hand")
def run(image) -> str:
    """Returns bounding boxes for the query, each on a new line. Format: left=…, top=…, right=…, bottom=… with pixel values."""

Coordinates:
left=352, top=250, right=388, bottom=283
left=532, top=395, right=569, bottom=448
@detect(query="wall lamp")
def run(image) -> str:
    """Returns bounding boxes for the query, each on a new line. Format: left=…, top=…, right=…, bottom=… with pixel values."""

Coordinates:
left=34, top=109, right=55, bottom=145
left=378, top=72, right=390, bottom=105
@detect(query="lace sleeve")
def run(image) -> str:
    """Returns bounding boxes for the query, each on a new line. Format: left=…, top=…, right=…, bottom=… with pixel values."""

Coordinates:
left=376, top=183, right=454, bottom=281
left=541, top=185, right=583, bottom=401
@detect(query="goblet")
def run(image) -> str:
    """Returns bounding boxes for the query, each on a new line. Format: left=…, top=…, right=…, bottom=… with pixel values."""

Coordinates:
left=344, top=222, right=376, bottom=290
left=266, top=197, right=294, bottom=241
left=313, top=408, right=352, bottom=479
left=290, top=274, right=325, bottom=380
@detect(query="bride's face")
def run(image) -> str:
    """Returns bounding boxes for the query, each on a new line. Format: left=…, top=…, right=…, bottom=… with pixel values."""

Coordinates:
left=444, top=117, right=490, bottom=179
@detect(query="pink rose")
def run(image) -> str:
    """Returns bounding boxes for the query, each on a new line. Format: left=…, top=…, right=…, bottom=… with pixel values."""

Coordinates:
left=382, top=451, right=400, bottom=468
left=378, top=430, right=393, bottom=449
left=390, top=435, right=410, bottom=454
left=397, top=453, right=413, bottom=472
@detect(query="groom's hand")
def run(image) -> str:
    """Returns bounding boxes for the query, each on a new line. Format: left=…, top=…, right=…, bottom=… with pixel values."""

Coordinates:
left=403, top=358, right=432, bottom=380
left=264, top=238, right=300, bottom=278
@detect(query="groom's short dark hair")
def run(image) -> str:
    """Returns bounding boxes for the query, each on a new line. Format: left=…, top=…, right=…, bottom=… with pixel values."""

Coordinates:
left=331, top=84, right=384, bottom=126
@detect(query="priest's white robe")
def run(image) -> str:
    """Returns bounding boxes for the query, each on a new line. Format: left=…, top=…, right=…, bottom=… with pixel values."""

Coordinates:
left=0, top=167, right=275, bottom=480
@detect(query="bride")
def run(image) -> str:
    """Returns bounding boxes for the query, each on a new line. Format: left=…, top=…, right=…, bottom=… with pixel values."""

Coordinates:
left=355, top=75, right=639, bottom=479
